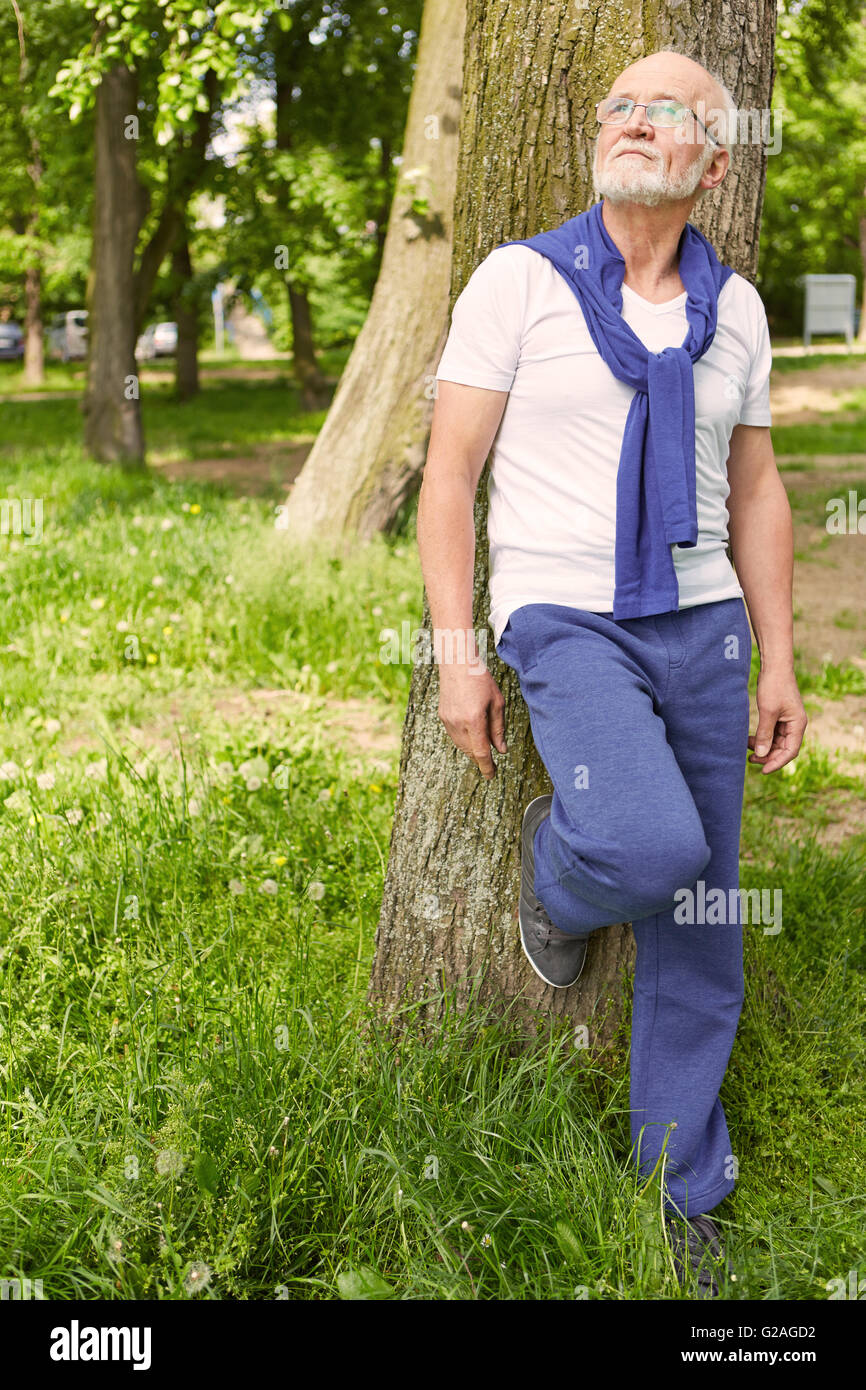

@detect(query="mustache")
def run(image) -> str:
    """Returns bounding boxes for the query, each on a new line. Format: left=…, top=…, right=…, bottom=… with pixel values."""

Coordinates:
left=609, top=142, right=663, bottom=163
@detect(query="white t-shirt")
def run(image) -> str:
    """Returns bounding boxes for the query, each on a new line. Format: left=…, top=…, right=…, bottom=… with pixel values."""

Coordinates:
left=433, top=242, right=773, bottom=647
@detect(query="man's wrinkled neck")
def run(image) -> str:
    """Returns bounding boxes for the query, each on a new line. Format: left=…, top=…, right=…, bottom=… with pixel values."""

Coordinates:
left=601, top=198, right=694, bottom=301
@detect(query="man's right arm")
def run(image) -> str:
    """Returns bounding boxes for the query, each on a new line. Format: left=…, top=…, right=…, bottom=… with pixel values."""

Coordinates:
left=417, top=378, right=510, bottom=779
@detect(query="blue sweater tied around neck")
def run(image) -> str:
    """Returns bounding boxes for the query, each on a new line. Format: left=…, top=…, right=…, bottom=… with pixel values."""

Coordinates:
left=495, top=198, right=734, bottom=619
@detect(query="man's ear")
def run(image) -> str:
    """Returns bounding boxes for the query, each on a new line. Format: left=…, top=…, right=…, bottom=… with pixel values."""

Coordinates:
left=700, top=146, right=729, bottom=192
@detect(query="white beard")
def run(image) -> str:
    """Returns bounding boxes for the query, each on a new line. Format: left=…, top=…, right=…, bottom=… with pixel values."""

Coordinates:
left=592, top=135, right=714, bottom=207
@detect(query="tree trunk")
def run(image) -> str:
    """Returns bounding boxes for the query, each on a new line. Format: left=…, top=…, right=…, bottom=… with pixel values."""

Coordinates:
left=16, top=30, right=44, bottom=387
left=287, top=281, right=329, bottom=410
left=367, top=0, right=776, bottom=1053
left=171, top=223, right=199, bottom=402
left=279, top=0, right=465, bottom=542
left=857, top=197, right=866, bottom=345
left=375, top=136, right=392, bottom=268
left=84, top=62, right=145, bottom=466
left=23, top=230, right=43, bottom=387
left=271, top=17, right=330, bottom=411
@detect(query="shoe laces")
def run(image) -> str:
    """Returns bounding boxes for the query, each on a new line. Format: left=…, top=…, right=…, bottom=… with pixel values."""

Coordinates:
left=685, top=1215, right=722, bottom=1257
left=531, top=898, right=556, bottom=944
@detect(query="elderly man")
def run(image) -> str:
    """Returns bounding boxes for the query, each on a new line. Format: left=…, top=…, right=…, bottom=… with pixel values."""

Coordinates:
left=419, top=48, right=807, bottom=1295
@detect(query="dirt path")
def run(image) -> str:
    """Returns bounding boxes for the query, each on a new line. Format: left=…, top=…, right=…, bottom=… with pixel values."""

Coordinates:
left=770, top=358, right=866, bottom=425
left=149, top=439, right=316, bottom=496
left=59, top=684, right=402, bottom=782
left=747, top=360, right=866, bottom=843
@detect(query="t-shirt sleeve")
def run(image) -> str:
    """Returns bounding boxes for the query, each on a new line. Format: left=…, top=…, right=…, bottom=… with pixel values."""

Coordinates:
left=738, top=283, right=773, bottom=426
left=434, top=247, right=525, bottom=392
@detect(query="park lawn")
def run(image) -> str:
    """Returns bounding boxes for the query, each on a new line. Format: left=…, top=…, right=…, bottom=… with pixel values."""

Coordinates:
left=771, top=421, right=866, bottom=456
left=0, top=375, right=863, bottom=1300
left=769, top=350, right=866, bottom=374
left=0, top=378, right=329, bottom=465
left=0, top=346, right=352, bottom=395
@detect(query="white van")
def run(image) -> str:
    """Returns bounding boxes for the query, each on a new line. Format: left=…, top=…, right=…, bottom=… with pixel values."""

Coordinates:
left=49, top=310, right=88, bottom=362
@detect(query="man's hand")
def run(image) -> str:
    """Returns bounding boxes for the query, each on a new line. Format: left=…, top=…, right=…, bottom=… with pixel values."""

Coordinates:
left=748, top=669, right=808, bottom=774
left=438, top=665, right=507, bottom=780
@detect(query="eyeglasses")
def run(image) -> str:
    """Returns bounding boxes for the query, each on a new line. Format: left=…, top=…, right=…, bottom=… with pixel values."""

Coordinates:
left=595, top=95, right=719, bottom=147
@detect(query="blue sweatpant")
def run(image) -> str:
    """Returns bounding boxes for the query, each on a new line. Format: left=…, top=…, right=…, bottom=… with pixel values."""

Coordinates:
left=495, top=597, right=752, bottom=1218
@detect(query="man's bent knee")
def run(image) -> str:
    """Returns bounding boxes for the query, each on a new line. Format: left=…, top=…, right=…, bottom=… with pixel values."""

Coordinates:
left=558, top=828, right=712, bottom=920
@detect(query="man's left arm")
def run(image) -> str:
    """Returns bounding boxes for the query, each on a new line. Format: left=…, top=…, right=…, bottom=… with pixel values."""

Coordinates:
left=726, top=422, right=808, bottom=774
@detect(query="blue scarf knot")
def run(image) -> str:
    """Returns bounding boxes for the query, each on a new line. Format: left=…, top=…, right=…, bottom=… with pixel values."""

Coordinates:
left=495, top=199, right=733, bottom=618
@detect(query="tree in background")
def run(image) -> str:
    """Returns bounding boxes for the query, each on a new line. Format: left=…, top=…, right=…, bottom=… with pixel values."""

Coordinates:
left=51, top=0, right=272, bottom=463
left=214, top=1, right=422, bottom=409
left=34, top=1, right=420, bottom=451
left=280, top=0, right=463, bottom=540
left=758, top=0, right=866, bottom=339
left=168, top=213, right=200, bottom=400
left=0, top=0, right=92, bottom=384
left=215, top=105, right=375, bottom=371
left=367, top=0, right=777, bottom=1049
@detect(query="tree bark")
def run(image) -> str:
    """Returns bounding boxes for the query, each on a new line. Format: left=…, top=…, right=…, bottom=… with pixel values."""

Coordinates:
left=280, top=0, right=465, bottom=542
left=20, top=61, right=44, bottom=386
left=287, top=281, right=328, bottom=411
left=367, top=0, right=776, bottom=1053
left=84, top=62, right=146, bottom=466
left=375, top=136, right=392, bottom=267
left=23, top=219, right=43, bottom=387
left=171, top=222, right=199, bottom=402
left=857, top=195, right=866, bottom=345
left=271, top=17, right=330, bottom=410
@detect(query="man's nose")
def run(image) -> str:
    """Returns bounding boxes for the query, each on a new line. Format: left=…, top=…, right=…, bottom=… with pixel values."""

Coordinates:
left=621, top=104, right=654, bottom=138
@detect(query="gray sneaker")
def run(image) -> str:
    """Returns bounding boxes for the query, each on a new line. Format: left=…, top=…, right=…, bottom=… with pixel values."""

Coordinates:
left=519, top=794, right=589, bottom=988
left=665, top=1213, right=727, bottom=1298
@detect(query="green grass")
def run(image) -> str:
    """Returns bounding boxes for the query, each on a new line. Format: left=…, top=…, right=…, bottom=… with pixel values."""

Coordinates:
left=0, top=380, right=864, bottom=1300
left=770, top=420, right=866, bottom=456
left=833, top=609, right=861, bottom=630
left=786, top=479, right=866, bottom=515
left=770, top=350, right=866, bottom=374
left=798, top=661, right=866, bottom=699
left=0, top=360, right=88, bottom=393
left=0, top=346, right=352, bottom=397
left=0, top=380, right=334, bottom=464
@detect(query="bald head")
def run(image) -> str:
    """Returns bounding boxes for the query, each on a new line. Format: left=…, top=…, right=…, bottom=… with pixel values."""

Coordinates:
left=592, top=48, right=733, bottom=210
left=609, top=51, right=736, bottom=152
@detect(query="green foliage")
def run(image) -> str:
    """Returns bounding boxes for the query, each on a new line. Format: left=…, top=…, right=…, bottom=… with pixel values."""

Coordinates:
left=0, top=0, right=93, bottom=316
left=1, top=0, right=423, bottom=405
left=207, top=2, right=423, bottom=342
left=759, top=3, right=866, bottom=335
left=336, top=1265, right=395, bottom=1299
left=51, top=2, right=276, bottom=142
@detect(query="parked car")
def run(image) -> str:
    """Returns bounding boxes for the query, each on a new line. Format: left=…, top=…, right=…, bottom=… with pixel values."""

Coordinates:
left=48, top=310, right=88, bottom=362
left=135, top=321, right=178, bottom=360
left=0, top=321, right=24, bottom=360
